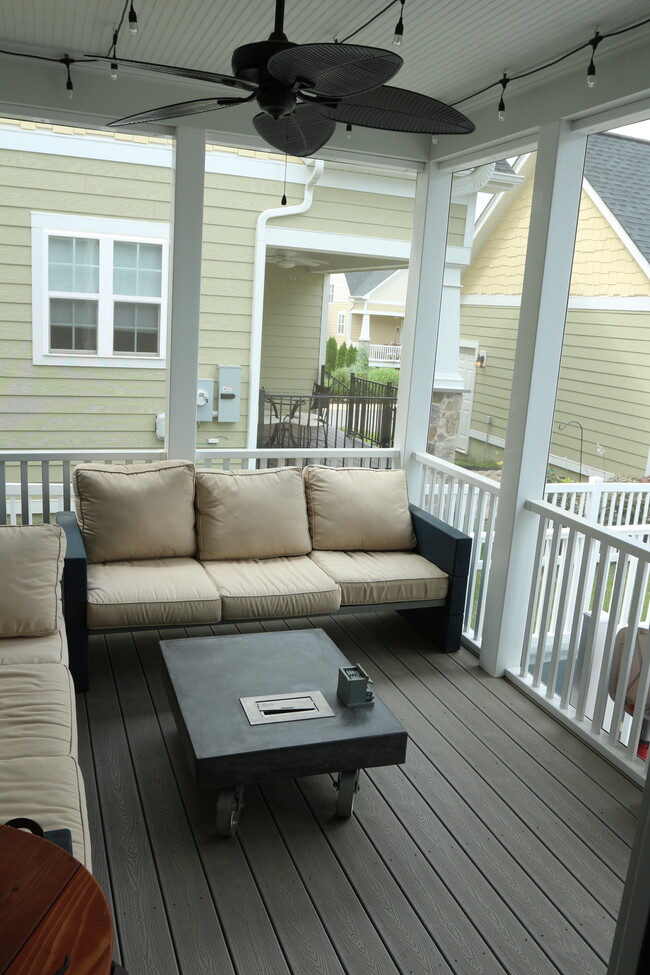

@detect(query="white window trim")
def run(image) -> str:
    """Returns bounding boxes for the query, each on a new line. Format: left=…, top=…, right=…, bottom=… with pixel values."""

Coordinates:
left=337, top=311, right=347, bottom=335
left=31, top=212, right=169, bottom=369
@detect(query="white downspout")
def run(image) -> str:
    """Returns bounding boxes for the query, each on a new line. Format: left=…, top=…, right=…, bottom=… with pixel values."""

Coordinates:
left=246, top=158, right=325, bottom=449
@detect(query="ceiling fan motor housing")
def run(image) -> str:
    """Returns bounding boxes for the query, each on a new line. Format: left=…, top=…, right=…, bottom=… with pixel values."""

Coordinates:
left=232, top=39, right=298, bottom=119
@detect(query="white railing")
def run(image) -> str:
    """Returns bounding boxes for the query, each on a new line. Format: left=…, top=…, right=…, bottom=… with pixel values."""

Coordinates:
left=546, top=477, right=650, bottom=528
left=368, top=343, right=401, bottom=366
left=0, top=447, right=399, bottom=524
left=411, top=452, right=500, bottom=649
left=513, top=499, right=650, bottom=784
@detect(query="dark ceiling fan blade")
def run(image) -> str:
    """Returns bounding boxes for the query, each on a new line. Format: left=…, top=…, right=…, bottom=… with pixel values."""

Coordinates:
left=253, top=103, right=336, bottom=156
left=317, top=85, right=475, bottom=135
left=108, top=94, right=255, bottom=128
left=268, top=44, right=402, bottom=96
left=86, top=55, right=257, bottom=91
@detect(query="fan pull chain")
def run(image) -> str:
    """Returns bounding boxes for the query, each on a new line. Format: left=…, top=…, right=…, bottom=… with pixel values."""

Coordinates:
left=281, top=152, right=288, bottom=205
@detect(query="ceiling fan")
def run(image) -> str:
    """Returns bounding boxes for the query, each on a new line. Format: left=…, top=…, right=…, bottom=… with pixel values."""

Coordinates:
left=267, top=250, right=327, bottom=268
left=91, top=0, right=474, bottom=156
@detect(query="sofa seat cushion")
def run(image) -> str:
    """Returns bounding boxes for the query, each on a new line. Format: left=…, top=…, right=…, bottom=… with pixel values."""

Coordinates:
left=0, top=524, right=66, bottom=637
left=0, top=664, right=77, bottom=760
left=0, top=755, right=91, bottom=868
left=309, top=550, right=449, bottom=606
left=202, top=556, right=341, bottom=620
left=87, top=559, right=221, bottom=629
left=0, top=612, right=67, bottom=666
left=74, top=459, right=196, bottom=563
left=303, top=466, right=417, bottom=551
left=196, top=467, right=312, bottom=560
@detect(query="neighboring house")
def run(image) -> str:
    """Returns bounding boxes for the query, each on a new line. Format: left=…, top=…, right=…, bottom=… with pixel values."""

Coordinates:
left=460, top=133, right=650, bottom=478
left=326, top=270, right=406, bottom=366
left=0, top=118, right=416, bottom=451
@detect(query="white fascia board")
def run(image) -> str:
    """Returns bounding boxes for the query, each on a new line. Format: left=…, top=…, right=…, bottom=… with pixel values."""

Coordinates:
left=265, top=226, right=410, bottom=261
left=582, top=178, right=650, bottom=283
left=446, top=244, right=472, bottom=267
left=0, top=122, right=417, bottom=198
left=462, top=294, right=650, bottom=310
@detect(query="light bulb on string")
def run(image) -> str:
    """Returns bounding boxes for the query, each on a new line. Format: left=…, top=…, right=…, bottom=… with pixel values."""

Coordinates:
left=110, top=62, right=118, bottom=80
left=63, top=55, right=74, bottom=100
left=497, top=73, right=509, bottom=122
left=345, top=123, right=352, bottom=140
left=393, top=1, right=405, bottom=46
left=587, top=30, right=601, bottom=87
left=128, top=3, right=139, bottom=35
left=431, top=135, right=438, bottom=144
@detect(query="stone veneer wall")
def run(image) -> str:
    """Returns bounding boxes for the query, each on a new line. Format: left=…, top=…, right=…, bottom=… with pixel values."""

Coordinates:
left=427, top=390, right=463, bottom=461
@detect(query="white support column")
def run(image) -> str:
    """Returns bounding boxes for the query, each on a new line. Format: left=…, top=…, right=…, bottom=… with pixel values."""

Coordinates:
left=166, top=127, right=206, bottom=460
left=395, top=161, right=453, bottom=495
left=480, top=121, right=588, bottom=677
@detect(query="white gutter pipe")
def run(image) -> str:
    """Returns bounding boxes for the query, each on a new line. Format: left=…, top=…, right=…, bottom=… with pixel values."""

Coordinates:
left=246, top=158, right=325, bottom=449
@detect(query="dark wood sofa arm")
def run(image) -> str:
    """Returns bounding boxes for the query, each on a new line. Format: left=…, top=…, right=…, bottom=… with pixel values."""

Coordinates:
left=400, top=503, right=473, bottom=653
left=56, top=511, right=90, bottom=693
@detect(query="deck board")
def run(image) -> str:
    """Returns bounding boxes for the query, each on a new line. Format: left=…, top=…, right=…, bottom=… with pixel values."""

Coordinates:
left=76, top=612, right=642, bottom=975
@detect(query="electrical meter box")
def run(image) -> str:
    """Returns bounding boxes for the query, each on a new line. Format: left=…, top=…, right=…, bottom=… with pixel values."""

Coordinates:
left=217, top=365, right=241, bottom=422
left=196, top=379, right=214, bottom=422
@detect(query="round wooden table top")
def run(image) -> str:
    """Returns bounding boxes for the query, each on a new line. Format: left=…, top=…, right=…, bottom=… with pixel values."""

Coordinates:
left=0, top=824, right=113, bottom=975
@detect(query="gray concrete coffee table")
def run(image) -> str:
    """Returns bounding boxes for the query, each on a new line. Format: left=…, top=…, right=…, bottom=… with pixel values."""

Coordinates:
left=160, top=628, right=408, bottom=836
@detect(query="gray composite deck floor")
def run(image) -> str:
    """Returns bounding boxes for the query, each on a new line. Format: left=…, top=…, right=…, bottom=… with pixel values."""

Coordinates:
left=76, top=611, right=642, bottom=975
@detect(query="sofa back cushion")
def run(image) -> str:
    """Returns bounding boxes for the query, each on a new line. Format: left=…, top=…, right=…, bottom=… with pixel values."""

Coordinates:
left=74, top=460, right=196, bottom=563
left=196, top=467, right=312, bottom=560
left=303, top=465, right=417, bottom=551
left=0, top=524, right=66, bottom=637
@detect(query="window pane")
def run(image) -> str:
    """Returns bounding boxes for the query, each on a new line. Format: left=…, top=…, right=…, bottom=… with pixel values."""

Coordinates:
left=49, top=236, right=99, bottom=293
left=50, top=298, right=97, bottom=352
left=114, top=241, right=162, bottom=297
left=113, top=301, right=159, bottom=355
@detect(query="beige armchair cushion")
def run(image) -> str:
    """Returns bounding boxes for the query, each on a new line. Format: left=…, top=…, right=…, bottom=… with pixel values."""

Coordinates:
left=0, top=524, right=65, bottom=638
left=74, top=460, right=196, bottom=563
left=0, top=664, right=77, bottom=759
left=196, top=467, right=311, bottom=560
left=309, top=550, right=448, bottom=605
left=303, top=466, right=416, bottom=551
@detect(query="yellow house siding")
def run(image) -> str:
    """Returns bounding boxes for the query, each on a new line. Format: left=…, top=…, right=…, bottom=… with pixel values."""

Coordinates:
left=448, top=204, right=467, bottom=247
left=260, top=264, right=324, bottom=393
left=461, top=302, right=650, bottom=476
left=459, top=304, right=519, bottom=441
left=369, top=271, right=407, bottom=303
left=570, top=193, right=650, bottom=296
left=0, top=145, right=170, bottom=450
left=280, top=185, right=413, bottom=240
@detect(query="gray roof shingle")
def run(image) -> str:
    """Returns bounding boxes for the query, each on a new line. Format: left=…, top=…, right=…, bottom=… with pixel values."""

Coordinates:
left=584, top=132, right=650, bottom=265
left=344, top=270, right=398, bottom=297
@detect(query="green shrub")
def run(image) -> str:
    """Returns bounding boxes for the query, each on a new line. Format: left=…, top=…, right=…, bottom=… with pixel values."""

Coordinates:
left=346, top=345, right=358, bottom=367
left=332, top=366, right=352, bottom=388
left=336, top=341, right=348, bottom=369
left=367, top=367, right=400, bottom=387
left=325, top=336, right=338, bottom=375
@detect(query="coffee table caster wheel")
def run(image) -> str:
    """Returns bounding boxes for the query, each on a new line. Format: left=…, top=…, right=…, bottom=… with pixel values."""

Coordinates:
left=216, top=785, right=244, bottom=836
left=335, top=769, right=360, bottom=817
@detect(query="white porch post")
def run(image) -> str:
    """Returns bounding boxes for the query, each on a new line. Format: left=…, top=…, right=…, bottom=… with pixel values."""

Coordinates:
left=166, top=127, right=206, bottom=460
left=395, top=161, right=453, bottom=496
left=480, top=122, right=588, bottom=677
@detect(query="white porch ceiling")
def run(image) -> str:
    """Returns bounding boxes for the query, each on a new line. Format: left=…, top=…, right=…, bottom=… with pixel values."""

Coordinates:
left=1, top=1, right=650, bottom=159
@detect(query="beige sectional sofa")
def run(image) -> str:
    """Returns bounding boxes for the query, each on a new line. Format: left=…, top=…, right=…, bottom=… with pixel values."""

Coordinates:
left=57, top=461, right=472, bottom=691
left=0, top=524, right=91, bottom=867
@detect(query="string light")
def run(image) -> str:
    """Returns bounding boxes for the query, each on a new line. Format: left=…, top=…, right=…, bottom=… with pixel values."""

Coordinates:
left=393, top=1, right=405, bottom=47
left=431, top=135, right=438, bottom=144
left=62, top=54, right=74, bottom=100
left=128, top=2, right=138, bottom=36
left=109, top=28, right=119, bottom=79
left=497, top=73, right=509, bottom=121
left=587, top=31, right=602, bottom=87
left=345, top=123, right=353, bottom=139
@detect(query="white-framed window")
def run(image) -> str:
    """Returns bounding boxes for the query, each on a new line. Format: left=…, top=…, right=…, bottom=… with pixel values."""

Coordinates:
left=31, top=212, right=169, bottom=369
left=337, top=311, right=346, bottom=335
left=328, top=281, right=335, bottom=303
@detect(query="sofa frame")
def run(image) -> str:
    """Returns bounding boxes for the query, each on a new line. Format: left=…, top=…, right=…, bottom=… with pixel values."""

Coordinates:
left=57, top=504, right=471, bottom=694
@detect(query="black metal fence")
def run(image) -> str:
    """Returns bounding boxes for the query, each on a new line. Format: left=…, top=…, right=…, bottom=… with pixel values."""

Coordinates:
left=258, top=384, right=397, bottom=450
